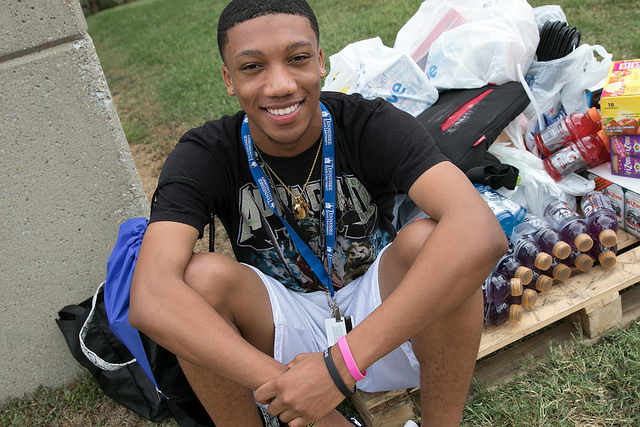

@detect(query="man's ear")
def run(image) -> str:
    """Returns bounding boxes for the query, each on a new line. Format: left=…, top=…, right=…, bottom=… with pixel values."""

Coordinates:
left=221, top=64, right=235, bottom=96
left=318, top=47, right=326, bottom=78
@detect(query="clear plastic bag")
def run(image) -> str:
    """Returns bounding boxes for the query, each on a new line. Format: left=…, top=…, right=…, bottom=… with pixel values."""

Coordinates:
left=488, top=142, right=594, bottom=217
left=322, top=37, right=439, bottom=117
left=524, top=44, right=612, bottom=120
left=423, top=0, right=539, bottom=90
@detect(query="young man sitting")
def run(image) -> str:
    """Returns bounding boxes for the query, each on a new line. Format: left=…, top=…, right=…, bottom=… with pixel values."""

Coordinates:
left=130, top=1, right=508, bottom=426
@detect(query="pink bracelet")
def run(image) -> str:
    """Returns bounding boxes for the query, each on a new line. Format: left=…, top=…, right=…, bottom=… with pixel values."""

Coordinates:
left=337, top=335, right=366, bottom=381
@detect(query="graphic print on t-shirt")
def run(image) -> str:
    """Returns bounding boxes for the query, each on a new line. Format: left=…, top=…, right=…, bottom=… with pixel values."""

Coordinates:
left=237, top=174, right=393, bottom=292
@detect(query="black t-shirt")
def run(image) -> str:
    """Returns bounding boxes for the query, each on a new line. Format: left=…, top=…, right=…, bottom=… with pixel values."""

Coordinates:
left=151, top=92, right=447, bottom=292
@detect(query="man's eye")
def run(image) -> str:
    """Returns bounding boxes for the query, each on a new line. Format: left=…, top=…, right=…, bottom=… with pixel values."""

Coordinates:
left=241, top=63, right=260, bottom=71
left=290, top=55, right=309, bottom=63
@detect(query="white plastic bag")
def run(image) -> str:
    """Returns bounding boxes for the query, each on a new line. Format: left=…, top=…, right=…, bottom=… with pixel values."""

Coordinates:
left=488, top=142, right=594, bottom=217
left=524, top=44, right=612, bottom=120
left=532, top=5, right=567, bottom=30
left=393, top=0, right=481, bottom=72
left=423, top=0, right=539, bottom=90
left=323, top=37, right=439, bottom=117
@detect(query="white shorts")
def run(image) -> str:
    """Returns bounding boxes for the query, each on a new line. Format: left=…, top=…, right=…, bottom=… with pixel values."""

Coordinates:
left=245, top=246, right=421, bottom=393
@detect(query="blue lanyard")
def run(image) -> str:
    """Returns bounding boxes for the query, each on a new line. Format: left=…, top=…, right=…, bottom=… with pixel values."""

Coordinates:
left=241, top=102, right=337, bottom=296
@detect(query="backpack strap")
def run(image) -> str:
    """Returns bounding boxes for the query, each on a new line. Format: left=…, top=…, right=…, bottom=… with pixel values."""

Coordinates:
left=151, top=176, right=216, bottom=253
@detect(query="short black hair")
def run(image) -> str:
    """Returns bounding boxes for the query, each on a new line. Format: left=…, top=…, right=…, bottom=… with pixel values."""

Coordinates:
left=217, top=0, right=320, bottom=62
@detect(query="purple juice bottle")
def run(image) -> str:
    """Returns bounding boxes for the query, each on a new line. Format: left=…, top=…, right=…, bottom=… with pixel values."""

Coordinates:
left=507, top=288, right=538, bottom=308
left=486, top=301, right=523, bottom=326
left=520, top=214, right=572, bottom=260
left=580, top=191, right=619, bottom=248
left=544, top=258, right=572, bottom=282
left=483, top=272, right=522, bottom=306
left=511, top=235, right=553, bottom=271
left=525, top=270, right=553, bottom=293
left=544, top=199, right=594, bottom=252
left=565, top=247, right=594, bottom=273
left=494, top=254, right=533, bottom=286
left=588, top=243, right=618, bottom=269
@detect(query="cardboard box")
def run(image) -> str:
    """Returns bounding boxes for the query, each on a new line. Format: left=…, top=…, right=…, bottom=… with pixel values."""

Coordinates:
left=601, top=59, right=640, bottom=135
left=587, top=163, right=640, bottom=237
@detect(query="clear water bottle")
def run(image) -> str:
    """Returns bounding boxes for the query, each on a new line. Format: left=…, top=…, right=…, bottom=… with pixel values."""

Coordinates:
left=544, top=199, right=594, bottom=252
left=475, top=184, right=527, bottom=237
left=580, top=191, right=619, bottom=248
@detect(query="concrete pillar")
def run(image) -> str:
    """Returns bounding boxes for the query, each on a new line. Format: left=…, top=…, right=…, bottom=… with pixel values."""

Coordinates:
left=0, top=1, right=148, bottom=401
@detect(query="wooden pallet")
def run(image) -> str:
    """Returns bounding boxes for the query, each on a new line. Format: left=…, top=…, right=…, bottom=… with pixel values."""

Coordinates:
left=351, top=230, right=640, bottom=427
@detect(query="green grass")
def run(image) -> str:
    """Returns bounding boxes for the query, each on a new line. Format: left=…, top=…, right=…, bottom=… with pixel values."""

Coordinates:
left=4, top=0, right=640, bottom=425
left=462, top=320, right=640, bottom=426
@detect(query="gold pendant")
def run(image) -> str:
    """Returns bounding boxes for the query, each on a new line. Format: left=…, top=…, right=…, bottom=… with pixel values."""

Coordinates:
left=292, top=196, right=310, bottom=219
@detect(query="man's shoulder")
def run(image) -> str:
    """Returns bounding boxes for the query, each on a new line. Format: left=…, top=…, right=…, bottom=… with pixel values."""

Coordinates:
left=178, top=110, right=246, bottom=146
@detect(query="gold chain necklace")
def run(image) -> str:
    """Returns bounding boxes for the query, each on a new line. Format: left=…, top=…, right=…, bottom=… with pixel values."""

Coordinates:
left=260, top=141, right=322, bottom=220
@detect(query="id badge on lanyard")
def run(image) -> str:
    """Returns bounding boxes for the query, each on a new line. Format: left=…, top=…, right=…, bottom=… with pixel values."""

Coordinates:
left=241, top=102, right=351, bottom=345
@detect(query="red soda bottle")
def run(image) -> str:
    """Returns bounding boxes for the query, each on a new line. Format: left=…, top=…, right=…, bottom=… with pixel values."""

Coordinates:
left=544, top=199, right=594, bottom=252
left=580, top=190, right=619, bottom=248
left=543, top=133, right=606, bottom=182
left=590, top=131, right=611, bottom=168
left=494, top=254, right=533, bottom=286
left=588, top=243, right=618, bottom=269
left=534, top=107, right=601, bottom=156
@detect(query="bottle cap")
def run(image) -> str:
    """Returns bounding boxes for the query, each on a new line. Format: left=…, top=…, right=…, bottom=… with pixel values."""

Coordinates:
left=515, top=266, right=533, bottom=286
left=552, top=263, right=572, bottom=281
left=575, top=254, right=594, bottom=272
left=508, top=304, right=523, bottom=323
left=574, top=233, right=594, bottom=252
left=552, top=241, right=571, bottom=259
left=535, top=274, right=553, bottom=293
left=599, top=229, right=618, bottom=248
left=521, top=289, right=538, bottom=307
left=598, top=251, right=617, bottom=269
left=588, top=106, right=601, bottom=123
left=534, top=252, right=553, bottom=271
left=510, top=278, right=523, bottom=297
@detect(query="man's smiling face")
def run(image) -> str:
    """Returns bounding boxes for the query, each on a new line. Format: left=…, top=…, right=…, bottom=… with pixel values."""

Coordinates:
left=221, top=13, right=326, bottom=156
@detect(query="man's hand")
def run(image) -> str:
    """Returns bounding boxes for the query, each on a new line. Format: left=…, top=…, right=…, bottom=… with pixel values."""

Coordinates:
left=254, top=351, right=347, bottom=427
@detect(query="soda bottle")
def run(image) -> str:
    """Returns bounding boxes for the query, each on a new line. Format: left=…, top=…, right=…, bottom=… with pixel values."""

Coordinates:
left=544, top=199, right=594, bottom=252
left=510, top=236, right=553, bottom=271
left=507, top=288, right=538, bottom=308
left=543, top=133, right=606, bottom=182
left=525, top=270, right=553, bottom=293
left=519, top=213, right=571, bottom=259
left=494, top=254, right=533, bottom=286
left=486, top=301, right=523, bottom=326
left=580, top=190, right=619, bottom=248
left=475, top=184, right=527, bottom=237
left=564, top=247, right=594, bottom=273
left=533, top=107, right=601, bottom=156
left=588, top=243, right=618, bottom=270
left=545, top=259, right=572, bottom=282
left=590, top=131, right=611, bottom=167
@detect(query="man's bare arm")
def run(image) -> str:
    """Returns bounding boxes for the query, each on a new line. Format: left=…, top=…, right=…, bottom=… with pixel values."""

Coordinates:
left=129, top=221, right=287, bottom=390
